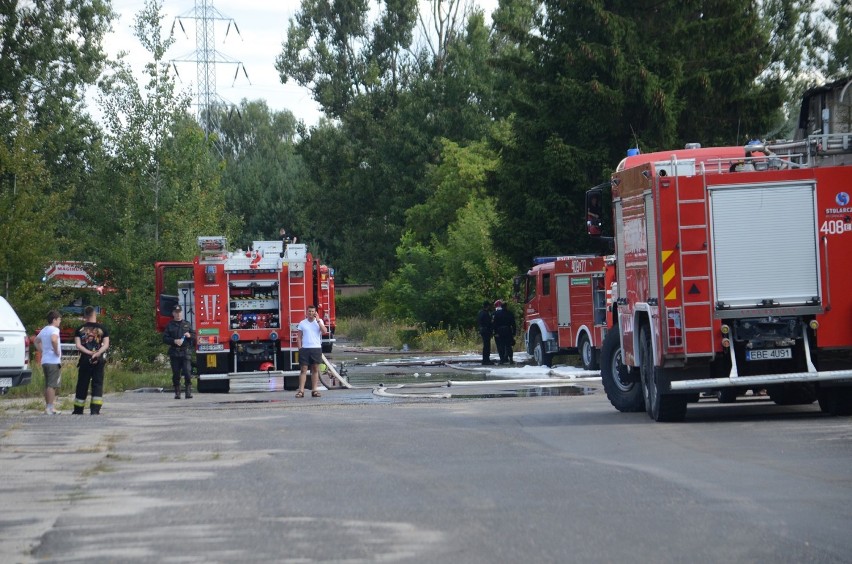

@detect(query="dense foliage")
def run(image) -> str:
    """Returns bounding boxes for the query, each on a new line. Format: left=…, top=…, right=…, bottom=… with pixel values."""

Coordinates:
left=0, top=0, right=847, bottom=362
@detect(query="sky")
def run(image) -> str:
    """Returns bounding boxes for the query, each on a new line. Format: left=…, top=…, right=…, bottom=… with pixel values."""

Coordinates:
left=103, top=1, right=323, bottom=126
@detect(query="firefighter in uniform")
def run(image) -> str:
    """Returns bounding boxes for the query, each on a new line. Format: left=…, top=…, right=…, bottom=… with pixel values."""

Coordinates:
left=478, top=300, right=494, bottom=365
left=492, top=300, right=516, bottom=365
left=163, top=305, right=195, bottom=399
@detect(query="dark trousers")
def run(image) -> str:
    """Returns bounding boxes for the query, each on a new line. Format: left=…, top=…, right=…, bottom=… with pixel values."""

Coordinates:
left=170, top=355, right=192, bottom=387
left=495, top=336, right=513, bottom=364
left=74, top=358, right=105, bottom=414
left=480, top=331, right=493, bottom=362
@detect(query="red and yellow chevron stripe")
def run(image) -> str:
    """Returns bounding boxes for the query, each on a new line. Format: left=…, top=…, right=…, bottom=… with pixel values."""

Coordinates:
left=662, top=250, right=678, bottom=302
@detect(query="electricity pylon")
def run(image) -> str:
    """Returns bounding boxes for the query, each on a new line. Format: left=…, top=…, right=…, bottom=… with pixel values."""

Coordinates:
left=171, top=0, right=250, bottom=135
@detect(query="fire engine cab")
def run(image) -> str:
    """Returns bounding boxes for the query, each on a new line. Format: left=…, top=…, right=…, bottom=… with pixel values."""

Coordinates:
left=590, top=77, right=852, bottom=421
left=155, top=236, right=336, bottom=393
left=515, top=255, right=614, bottom=369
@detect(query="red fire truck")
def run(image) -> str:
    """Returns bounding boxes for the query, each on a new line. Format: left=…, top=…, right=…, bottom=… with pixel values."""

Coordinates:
left=43, top=261, right=107, bottom=359
left=155, top=236, right=336, bottom=393
left=590, top=79, right=852, bottom=421
left=515, top=255, right=615, bottom=369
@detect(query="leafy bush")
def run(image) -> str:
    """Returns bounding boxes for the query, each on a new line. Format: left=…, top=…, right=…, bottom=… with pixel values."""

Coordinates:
left=335, top=292, right=378, bottom=318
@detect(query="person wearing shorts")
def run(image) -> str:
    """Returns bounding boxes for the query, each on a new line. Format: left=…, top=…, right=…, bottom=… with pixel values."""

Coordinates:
left=295, top=305, right=328, bottom=398
left=35, top=310, right=63, bottom=415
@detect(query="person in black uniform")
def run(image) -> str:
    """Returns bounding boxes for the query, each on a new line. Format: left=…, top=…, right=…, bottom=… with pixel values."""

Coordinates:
left=73, top=306, right=110, bottom=414
left=492, top=300, right=517, bottom=365
left=163, top=305, right=195, bottom=399
left=477, top=300, right=494, bottom=365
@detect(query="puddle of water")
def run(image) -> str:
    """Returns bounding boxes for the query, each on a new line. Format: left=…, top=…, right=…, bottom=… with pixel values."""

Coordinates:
left=379, top=384, right=596, bottom=399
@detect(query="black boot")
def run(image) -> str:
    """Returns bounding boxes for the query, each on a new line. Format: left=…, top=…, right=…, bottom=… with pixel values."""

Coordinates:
left=184, top=381, right=193, bottom=399
left=174, top=384, right=181, bottom=399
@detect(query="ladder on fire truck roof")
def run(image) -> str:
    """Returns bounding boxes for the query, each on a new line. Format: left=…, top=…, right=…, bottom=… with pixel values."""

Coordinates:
left=673, top=173, right=717, bottom=357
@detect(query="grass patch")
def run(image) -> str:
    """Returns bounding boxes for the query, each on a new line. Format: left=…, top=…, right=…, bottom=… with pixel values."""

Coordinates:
left=2, top=361, right=169, bottom=403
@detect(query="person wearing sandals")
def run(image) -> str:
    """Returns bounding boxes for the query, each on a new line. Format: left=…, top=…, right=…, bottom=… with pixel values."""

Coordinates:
left=35, top=310, right=63, bottom=415
left=295, top=304, right=328, bottom=398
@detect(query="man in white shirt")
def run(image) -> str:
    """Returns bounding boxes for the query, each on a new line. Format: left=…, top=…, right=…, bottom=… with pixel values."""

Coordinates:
left=35, top=310, right=63, bottom=414
left=295, top=305, right=327, bottom=398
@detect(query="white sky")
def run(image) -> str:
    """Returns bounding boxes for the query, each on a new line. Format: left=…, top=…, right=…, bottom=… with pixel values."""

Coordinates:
left=102, top=1, right=323, bottom=126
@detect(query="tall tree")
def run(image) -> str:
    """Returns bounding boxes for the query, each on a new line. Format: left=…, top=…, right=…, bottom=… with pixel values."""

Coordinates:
left=0, top=0, right=113, bottom=306
left=825, top=0, right=851, bottom=79
left=488, top=0, right=786, bottom=267
left=276, top=0, right=419, bottom=119
left=0, top=113, right=70, bottom=319
left=212, top=100, right=310, bottom=247
left=87, top=0, right=236, bottom=363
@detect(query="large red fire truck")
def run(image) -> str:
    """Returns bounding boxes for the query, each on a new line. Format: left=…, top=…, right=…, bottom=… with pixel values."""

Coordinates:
left=155, top=236, right=336, bottom=393
left=589, top=78, right=852, bottom=421
left=515, top=255, right=615, bottom=369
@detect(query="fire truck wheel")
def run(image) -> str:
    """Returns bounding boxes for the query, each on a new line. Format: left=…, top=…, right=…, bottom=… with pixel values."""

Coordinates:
left=817, top=387, right=852, bottom=415
left=716, top=388, right=739, bottom=403
left=639, top=325, right=687, bottom=422
left=767, top=383, right=817, bottom=406
left=579, top=334, right=598, bottom=371
left=600, top=327, right=644, bottom=412
left=532, top=334, right=553, bottom=367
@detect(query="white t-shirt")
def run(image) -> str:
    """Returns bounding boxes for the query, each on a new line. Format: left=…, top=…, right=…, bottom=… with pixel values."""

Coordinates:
left=297, top=318, right=323, bottom=349
left=36, top=325, right=62, bottom=365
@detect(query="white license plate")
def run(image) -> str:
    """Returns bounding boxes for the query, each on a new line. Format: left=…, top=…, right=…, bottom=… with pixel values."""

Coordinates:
left=0, top=377, right=12, bottom=388
left=746, top=348, right=792, bottom=361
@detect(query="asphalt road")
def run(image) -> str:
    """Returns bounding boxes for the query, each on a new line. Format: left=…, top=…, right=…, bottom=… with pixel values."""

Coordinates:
left=2, top=363, right=851, bottom=563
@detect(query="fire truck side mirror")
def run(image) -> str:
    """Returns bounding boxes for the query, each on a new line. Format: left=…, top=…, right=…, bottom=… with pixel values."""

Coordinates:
left=585, top=188, right=604, bottom=237
left=512, top=276, right=522, bottom=302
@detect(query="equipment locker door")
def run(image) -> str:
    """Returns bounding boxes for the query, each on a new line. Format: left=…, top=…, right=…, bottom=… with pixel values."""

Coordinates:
left=556, top=274, right=571, bottom=326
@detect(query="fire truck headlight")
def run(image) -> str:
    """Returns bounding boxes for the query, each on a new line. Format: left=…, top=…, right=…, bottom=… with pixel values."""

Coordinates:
left=231, top=333, right=240, bottom=342
left=720, top=324, right=730, bottom=335
left=722, top=338, right=731, bottom=348
left=809, top=320, right=819, bottom=331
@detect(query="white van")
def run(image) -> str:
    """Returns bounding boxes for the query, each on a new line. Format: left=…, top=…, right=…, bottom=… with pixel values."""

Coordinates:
left=0, top=296, right=32, bottom=393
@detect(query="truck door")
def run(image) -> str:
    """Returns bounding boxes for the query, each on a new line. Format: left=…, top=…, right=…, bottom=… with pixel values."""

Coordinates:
left=155, top=262, right=194, bottom=333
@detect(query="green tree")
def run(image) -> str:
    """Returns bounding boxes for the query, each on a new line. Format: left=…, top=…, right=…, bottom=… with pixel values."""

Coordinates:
left=825, top=0, right=851, bottom=78
left=488, top=0, right=787, bottom=267
left=212, top=100, right=310, bottom=247
left=85, top=0, right=236, bottom=363
left=276, top=0, right=419, bottom=119
left=0, top=1, right=114, bottom=247
left=0, top=113, right=71, bottom=327
left=0, top=0, right=114, bottom=316
left=378, top=136, right=513, bottom=327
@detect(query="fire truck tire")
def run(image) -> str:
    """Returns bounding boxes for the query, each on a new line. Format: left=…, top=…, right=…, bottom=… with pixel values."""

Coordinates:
left=639, top=325, right=687, bottom=422
left=600, top=327, right=644, bottom=412
left=767, top=383, right=817, bottom=406
left=716, top=388, right=739, bottom=403
left=579, top=334, right=598, bottom=371
left=817, top=387, right=852, bottom=415
left=532, top=334, right=553, bottom=367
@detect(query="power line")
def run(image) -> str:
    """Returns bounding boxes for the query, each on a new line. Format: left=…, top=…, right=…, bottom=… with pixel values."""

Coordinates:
left=170, top=0, right=250, bottom=135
